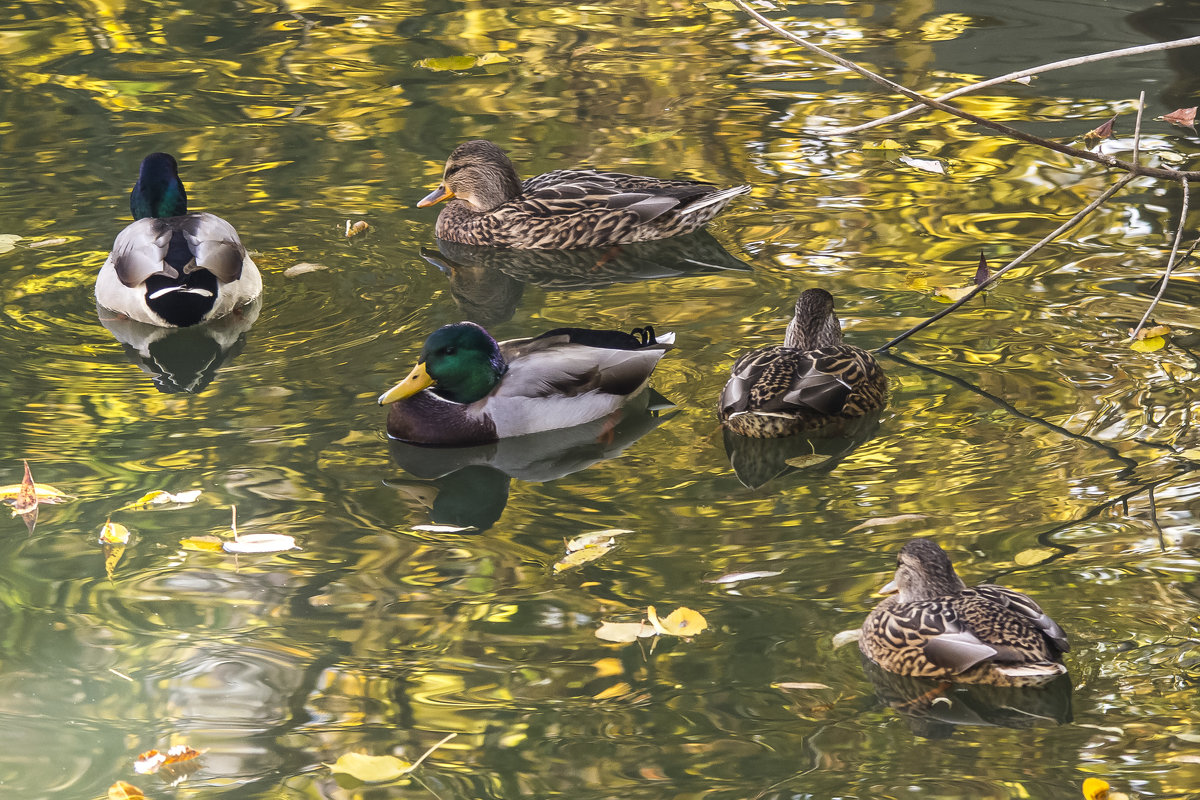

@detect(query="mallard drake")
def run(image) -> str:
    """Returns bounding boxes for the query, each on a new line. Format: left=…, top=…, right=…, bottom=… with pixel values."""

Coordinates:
left=379, top=321, right=674, bottom=445
left=859, top=538, right=1070, bottom=687
left=95, top=152, right=263, bottom=327
left=718, top=288, right=887, bottom=438
left=417, top=139, right=750, bottom=249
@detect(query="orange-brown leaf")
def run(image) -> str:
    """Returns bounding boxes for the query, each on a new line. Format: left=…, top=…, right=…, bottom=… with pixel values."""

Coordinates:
left=134, top=749, right=166, bottom=774
left=163, top=744, right=202, bottom=764
left=1161, top=106, right=1198, bottom=129
left=13, top=460, right=36, bottom=516
left=107, top=781, right=145, bottom=800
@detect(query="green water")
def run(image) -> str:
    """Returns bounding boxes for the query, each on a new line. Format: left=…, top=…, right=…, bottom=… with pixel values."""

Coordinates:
left=1, top=0, right=1200, bottom=797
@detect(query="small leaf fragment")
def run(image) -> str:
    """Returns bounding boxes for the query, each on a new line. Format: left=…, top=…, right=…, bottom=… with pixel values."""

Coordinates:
left=703, top=570, right=784, bottom=584
left=1130, top=324, right=1170, bottom=340
left=27, top=237, right=70, bottom=248
left=1160, top=106, right=1198, bottom=129
left=99, top=520, right=130, bottom=544
left=566, top=528, right=633, bottom=552
left=284, top=262, right=328, bottom=277
left=13, top=460, right=37, bottom=517
left=553, top=544, right=613, bottom=573
left=862, top=139, right=903, bottom=152
left=974, top=251, right=990, bottom=286
left=345, top=220, right=370, bottom=238
left=784, top=453, right=831, bottom=468
left=134, top=750, right=167, bottom=775
left=163, top=744, right=203, bottom=765
left=181, top=536, right=225, bottom=553
left=412, top=523, right=477, bottom=533
left=1081, top=113, right=1118, bottom=148
left=646, top=605, right=708, bottom=637
left=847, top=514, right=928, bottom=532
left=108, top=781, right=145, bottom=800
left=1130, top=335, right=1166, bottom=353
left=933, top=285, right=975, bottom=303
left=631, top=129, right=680, bottom=147
left=103, top=544, right=126, bottom=580
left=1009, top=75, right=1034, bottom=85
left=595, top=620, right=656, bottom=643
left=775, top=681, right=833, bottom=691
left=119, top=489, right=203, bottom=511
left=896, top=155, right=946, bottom=175
left=222, top=533, right=299, bottom=554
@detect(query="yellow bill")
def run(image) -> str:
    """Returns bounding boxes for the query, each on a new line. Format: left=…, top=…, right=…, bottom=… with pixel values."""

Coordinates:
left=379, top=361, right=435, bottom=404
left=417, top=184, right=454, bottom=207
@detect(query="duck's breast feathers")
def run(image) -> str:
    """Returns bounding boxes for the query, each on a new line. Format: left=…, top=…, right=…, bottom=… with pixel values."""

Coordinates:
left=110, top=213, right=247, bottom=288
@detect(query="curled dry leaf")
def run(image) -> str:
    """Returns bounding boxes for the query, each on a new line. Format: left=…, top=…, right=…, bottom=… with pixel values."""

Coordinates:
left=12, top=460, right=37, bottom=517
left=1130, top=324, right=1170, bottom=341
left=1082, top=777, right=1131, bottom=800
left=345, top=220, right=370, bottom=238
left=1160, top=106, right=1198, bottom=130
left=566, top=528, right=633, bottom=552
left=108, top=781, right=145, bottom=800
left=135, top=745, right=203, bottom=775
left=222, top=533, right=299, bottom=554
left=553, top=544, right=612, bottom=573
left=99, top=520, right=130, bottom=544
left=646, top=605, right=708, bottom=637
left=974, top=251, right=990, bottom=286
left=119, top=489, right=202, bottom=511
left=1081, top=114, right=1118, bottom=149
left=595, top=620, right=656, bottom=643
left=283, top=262, right=328, bottom=277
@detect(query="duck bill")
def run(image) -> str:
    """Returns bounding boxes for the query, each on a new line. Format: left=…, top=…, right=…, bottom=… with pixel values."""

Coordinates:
left=875, top=578, right=899, bottom=596
left=417, top=184, right=454, bottom=208
left=378, top=362, right=435, bottom=404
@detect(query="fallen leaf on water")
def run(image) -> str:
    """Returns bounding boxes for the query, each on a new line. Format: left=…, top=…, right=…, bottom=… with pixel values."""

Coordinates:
left=1010, top=75, right=1034, bottom=85
left=1082, top=777, right=1131, bottom=800
left=1160, top=106, right=1198, bottom=130
left=223, top=533, right=299, bottom=554
left=180, top=536, right=225, bottom=553
left=0, top=482, right=72, bottom=506
left=553, top=544, right=613, bottom=573
left=566, top=528, right=633, bottom=552
left=1014, top=547, right=1056, bottom=566
left=897, top=155, right=947, bottom=175
left=416, top=53, right=509, bottom=72
left=412, top=523, right=477, bottom=533
left=785, top=453, right=831, bottom=469
left=1130, top=335, right=1166, bottom=353
left=162, top=745, right=202, bottom=765
left=0, top=234, right=21, bottom=254
left=847, top=514, right=928, bottom=532
left=775, top=681, right=833, bottom=691
left=12, top=461, right=38, bottom=533
left=1130, top=324, right=1170, bottom=340
left=99, top=520, right=130, bottom=544
left=703, top=570, right=784, bottom=584
left=345, top=220, right=370, bottom=238
left=595, top=620, right=656, bottom=643
left=134, top=750, right=167, bottom=775
left=647, top=605, right=708, bottom=637
left=631, top=129, right=680, bottom=147
left=103, top=543, right=124, bottom=580
left=283, top=262, right=328, bottom=277
left=862, top=139, right=903, bottom=152
left=933, top=284, right=975, bottom=303
left=108, top=781, right=145, bottom=800
left=118, top=490, right=202, bottom=511
left=904, top=270, right=930, bottom=292
left=27, top=236, right=70, bottom=248
left=974, top=251, right=990, bottom=286
left=327, top=733, right=456, bottom=783
left=1081, top=113, right=1118, bottom=149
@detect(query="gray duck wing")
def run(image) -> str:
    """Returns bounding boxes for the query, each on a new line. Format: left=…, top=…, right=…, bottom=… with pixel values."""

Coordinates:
left=972, top=585, right=1070, bottom=654
left=180, top=213, right=247, bottom=283
left=111, top=218, right=179, bottom=287
left=720, top=346, right=853, bottom=417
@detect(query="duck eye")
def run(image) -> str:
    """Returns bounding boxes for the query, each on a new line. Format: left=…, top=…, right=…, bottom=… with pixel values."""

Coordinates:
left=444, top=346, right=457, bottom=355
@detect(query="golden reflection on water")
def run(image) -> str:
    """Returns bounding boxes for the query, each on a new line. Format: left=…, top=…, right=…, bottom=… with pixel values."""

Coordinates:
left=0, top=0, right=1199, bottom=798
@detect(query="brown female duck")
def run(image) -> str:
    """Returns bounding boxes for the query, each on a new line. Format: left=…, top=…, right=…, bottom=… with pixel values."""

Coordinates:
left=418, top=139, right=750, bottom=249
left=718, top=288, right=887, bottom=438
left=859, top=538, right=1070, bottom=687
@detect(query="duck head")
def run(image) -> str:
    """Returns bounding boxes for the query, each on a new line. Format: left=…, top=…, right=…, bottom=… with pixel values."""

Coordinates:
left=130, top=152, right=188, bottom=220
left=418, top=140, right=523, bottom=213
left=379, top=322, right=508, bottom=405
left=784, top=288, right=844, bottom=350
left=879, top=538, right=967, bottom=601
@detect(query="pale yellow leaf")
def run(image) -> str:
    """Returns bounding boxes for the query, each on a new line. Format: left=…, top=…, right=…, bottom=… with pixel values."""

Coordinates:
left=862, top=139, right=902, bottom=152
left=566, top=528, right=633, bottom=552
left=325, top=752, right=412, bottom=783
left=99, top=520, right=130, bottom=544
left=595, top=621, right=655, bottom=643
left=1014, top=547, right=1055, bottom=566
left=1130, top=335, right=1166, bottom=353
left=222, top=533, right=299, bottom=554
left=180, top=536, right=225, bottom=553
left=933, top=285, right=974, bottom=303
left=846, top=514, right=928, bottom=532
left=785, top=453, right=831, bottom=468
left=553, top=544, right=612, bottom=573
left=646, top=605, right=708, bottom=637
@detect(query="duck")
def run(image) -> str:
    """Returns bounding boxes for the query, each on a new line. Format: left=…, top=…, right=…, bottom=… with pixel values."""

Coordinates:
left=95, top=152, right=263, bottom=327
left=378, top=321, right=674, bottom=445
left=417, top=139, right=750, bottom=249
left=859, top=538, right=1070, bottom=687
left=718, top=288, right=887, bottom=438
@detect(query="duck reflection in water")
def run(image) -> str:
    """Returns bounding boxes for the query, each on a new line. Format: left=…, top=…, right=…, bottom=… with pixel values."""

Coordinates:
left=387, top=390, right=676, bottom=531
left=722, top=409, right=882, bottom=489
left=421, top=229, right=751, bottom=326
left=96, top=297, right=261, bottom=393
left=860, top=658, right=1073, bottom=739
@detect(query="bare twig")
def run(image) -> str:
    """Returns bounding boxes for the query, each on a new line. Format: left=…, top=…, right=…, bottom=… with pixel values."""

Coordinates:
left=730, top=0, right=1200, bottom=181
left=830, top=38, right=1200, bottom=134
left=875, top=173, right=1137, bottom=351
left=1131, top=182, right=1196, bottom=338
left=1133, top=90, right=1146, bottom=167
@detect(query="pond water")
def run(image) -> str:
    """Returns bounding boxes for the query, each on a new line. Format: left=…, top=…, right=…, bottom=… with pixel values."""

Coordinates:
left=2, top=0, right=1200, bottom=797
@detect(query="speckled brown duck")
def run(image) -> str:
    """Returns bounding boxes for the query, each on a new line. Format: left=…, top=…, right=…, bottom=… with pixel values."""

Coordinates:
left=859, top=538, right=1070, bottom=687
left=417, top=139, right=750, bottom=249
left=718, top=288, right=887, bottom=438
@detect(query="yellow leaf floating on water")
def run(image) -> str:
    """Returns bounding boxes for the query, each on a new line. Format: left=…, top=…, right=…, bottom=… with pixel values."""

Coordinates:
left=103, top=543, right=125, bottom=580
left=784, top=453, right=831, bottom=469
left=327, top=752, right=412, bottom=783
left=99, top=520, right=130, bottom=544
left=553, top=544, right=612, bottom=573
left=327, top=733, right=456, bottom=784
left=0, top=234, right=21, bottom=254
left=933, top=285, right=975, bottom=303
left=180, top=536, right=225, bottom=553
left=1082, top=777, right=1130, bottom=800
left=118, top=489, right=202, bottom=511
left=862, top=139, right=903, bottom=152
left=646, top=605, right=708, bottom=637
left=595, top=620, right=656, bottom=643
left=566, top=528, right=632, bottom=552
left=416, top=53, right=509, bottom=72
left=107, top=781, right=145, bottom=800
left=1130, top=335, right=1165, bottom=353
left=1014, top=547, right=1056, bottom=566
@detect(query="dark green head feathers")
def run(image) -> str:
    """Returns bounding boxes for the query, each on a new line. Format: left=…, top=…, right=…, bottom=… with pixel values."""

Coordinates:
left=379, top=322, right=508, bottom=406
left=130, top=152, right=188, bottom=220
